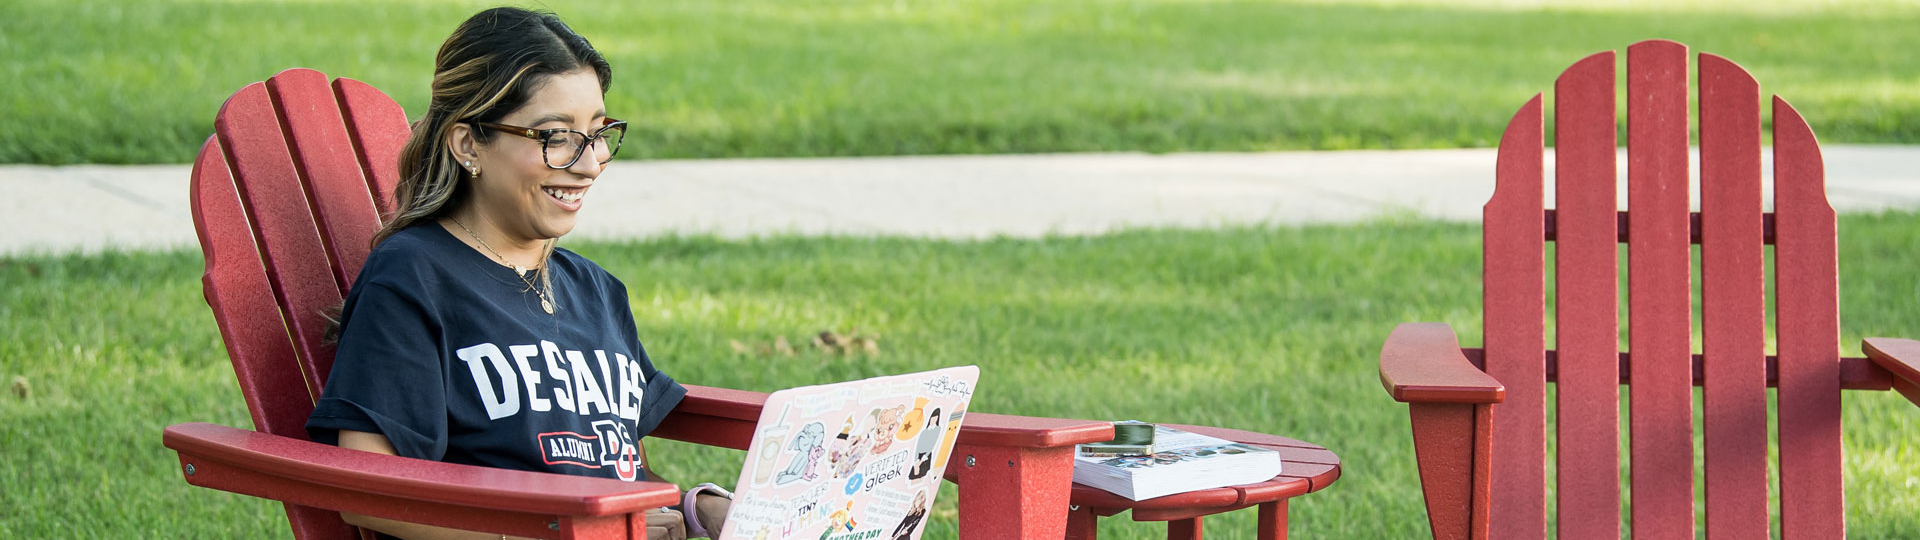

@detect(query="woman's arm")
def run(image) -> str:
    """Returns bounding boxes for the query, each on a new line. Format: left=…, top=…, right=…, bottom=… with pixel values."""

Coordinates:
left=334, top=430, right=542, bottom=540
left=332, top=431, right=687, bottom=540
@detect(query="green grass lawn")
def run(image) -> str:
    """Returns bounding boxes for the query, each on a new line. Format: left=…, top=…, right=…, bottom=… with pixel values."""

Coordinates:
left=4, top=0, right=1919, bottom=164
left=3, top=214, right=1916, bottom=538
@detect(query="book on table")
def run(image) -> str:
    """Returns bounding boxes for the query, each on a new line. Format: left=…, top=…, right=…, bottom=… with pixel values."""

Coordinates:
left=1072, top=424, right=1283, bottom=501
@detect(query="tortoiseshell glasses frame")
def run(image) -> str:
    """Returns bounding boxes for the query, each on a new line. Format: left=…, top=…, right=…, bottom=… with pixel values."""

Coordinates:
left=471, top=118, right=627, bottom=169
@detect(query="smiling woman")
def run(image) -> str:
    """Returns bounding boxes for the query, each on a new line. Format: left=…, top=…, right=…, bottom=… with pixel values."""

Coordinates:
left=302, top=7, right=726, bottom=540
left=442, top=68, right=614, bottom=268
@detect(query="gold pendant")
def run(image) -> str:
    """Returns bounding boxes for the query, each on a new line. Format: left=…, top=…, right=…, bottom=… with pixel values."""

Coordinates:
left=541, top=299, right=554, bottom=314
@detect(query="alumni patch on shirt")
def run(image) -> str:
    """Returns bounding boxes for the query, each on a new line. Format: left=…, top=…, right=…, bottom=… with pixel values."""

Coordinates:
left=536, top=420, right=642, bottom=480
left=540, top=431, right=602, bottom=467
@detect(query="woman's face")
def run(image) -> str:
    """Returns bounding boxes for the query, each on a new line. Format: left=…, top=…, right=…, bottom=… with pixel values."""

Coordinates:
left=454, top=68, right=609, bottom=244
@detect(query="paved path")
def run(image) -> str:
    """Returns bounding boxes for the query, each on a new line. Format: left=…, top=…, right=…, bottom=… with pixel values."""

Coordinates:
left=4, top=146, right=1916, bottom=255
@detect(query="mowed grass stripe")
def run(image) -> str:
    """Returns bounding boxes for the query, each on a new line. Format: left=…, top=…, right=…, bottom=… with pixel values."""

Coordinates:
left=4, top=0, right=1919, bottom=164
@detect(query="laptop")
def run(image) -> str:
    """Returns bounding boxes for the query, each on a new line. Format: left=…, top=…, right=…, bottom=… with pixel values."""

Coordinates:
left=716, top=365, right=979, bottom=540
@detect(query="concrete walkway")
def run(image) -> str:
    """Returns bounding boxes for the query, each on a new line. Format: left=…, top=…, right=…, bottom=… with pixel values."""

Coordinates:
left=5, top=146, right=1917, bottom=255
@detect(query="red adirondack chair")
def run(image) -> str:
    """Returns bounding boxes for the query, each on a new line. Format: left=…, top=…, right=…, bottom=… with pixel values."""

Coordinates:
left=1378, top=40, right=1920, bottom=539
left=161, top=68, right=1115, bottom=540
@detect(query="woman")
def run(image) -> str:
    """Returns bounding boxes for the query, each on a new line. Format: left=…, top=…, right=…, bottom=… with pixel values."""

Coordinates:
left=304, top=8, right=727, bottom=539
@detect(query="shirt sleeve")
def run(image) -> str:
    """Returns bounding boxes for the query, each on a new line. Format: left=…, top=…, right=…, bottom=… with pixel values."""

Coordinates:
left=305, top=280, right=449, bottom=461
left=611, top=277, right=685, bottom=438
left=632, top=346, right=686, bottom=439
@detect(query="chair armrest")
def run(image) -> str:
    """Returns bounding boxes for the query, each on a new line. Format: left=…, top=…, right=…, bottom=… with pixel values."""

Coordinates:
left=1864, top=337, right=1920, bottom=407
left=671, top=384, right=768, bottom=421
left=956, top=413, right=1113, bottom=448
left=939, top=415, right=1111, bottom=486
left=1381, top=323, right=1506, bottom=404
left=650, top=384, right=766, bottom=450
left=652, top=384, right=1113, bottom=450
left=164, top=422, right=681, bottom=537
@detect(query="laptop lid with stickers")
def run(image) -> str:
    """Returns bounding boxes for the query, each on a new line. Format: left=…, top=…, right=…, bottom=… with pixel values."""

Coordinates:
left=717, top=365, right=978, bottom=540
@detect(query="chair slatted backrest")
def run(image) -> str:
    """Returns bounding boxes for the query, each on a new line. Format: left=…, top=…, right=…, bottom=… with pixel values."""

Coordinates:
left=1481, top=40, right=1844, bottom=539
left=191, top=68, right=408, bottom=540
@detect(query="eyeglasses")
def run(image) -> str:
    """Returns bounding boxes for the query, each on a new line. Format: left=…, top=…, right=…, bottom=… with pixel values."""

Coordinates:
left=471, top=118, right=627, bottom=169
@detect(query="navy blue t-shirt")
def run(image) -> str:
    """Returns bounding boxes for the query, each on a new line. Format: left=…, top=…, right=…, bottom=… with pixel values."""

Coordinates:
left=306, top=223, right=685, bottom=483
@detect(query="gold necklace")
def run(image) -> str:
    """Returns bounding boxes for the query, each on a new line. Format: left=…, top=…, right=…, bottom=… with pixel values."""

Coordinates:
left=450, top=217, right=556, bottom=314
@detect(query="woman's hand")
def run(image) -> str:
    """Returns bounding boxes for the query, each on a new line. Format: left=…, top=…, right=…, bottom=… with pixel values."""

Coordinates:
left=645, top=507, right=687, bottom=540
left=694, top=492, right=731, bottom=535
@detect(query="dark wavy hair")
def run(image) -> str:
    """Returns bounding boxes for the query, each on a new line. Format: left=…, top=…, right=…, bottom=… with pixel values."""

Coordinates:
left=376, top=7, right=612, bottom=246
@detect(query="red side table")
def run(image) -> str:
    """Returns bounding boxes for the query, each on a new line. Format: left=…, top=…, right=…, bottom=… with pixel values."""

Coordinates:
left=1065, top=424, right=1342, bottom=540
